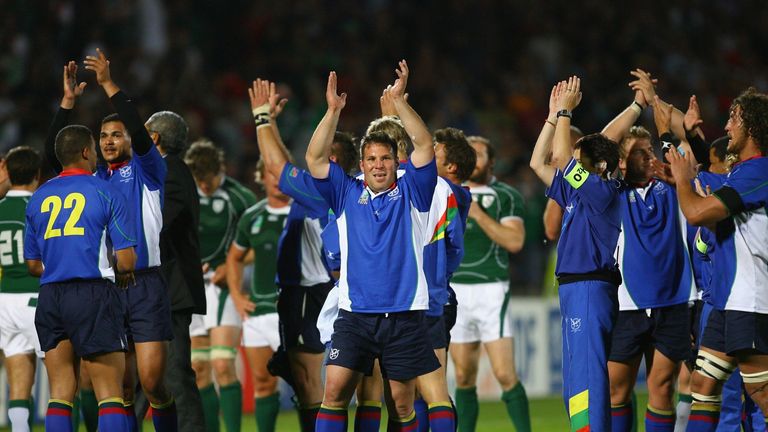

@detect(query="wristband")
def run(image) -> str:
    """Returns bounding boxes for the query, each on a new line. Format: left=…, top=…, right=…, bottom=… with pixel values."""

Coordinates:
left=629, top=101, right=643, bottom=115
left=545, top=119, right=556, bottom=127
left=252, top=103, right=270, bottom=128
left=556, top=109, right=572, bottom=119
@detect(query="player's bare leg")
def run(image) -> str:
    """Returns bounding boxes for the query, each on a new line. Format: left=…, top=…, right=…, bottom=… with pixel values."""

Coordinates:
left=450, top=341, right=481, bottom=431
left=135, top=341, right=177, bottom=430
left=485, top=337, right=531, bottom=431
left=43, top=339, right=79, bottom=430
left=246, top=346, right=279, bottom=432
left=645, top=349, right=681, bottom=427
left=210, top=325, right=241, bottom=431
left=317, top=365, right=363, bottom=430
left=6, top=352, right=36, bottom=430
left=191, top=334, right=218, bottom=431
left=415, top=348, right=455, bottom=431
left=739, top=353, right=768, bottom=416
left=355, top=360, right=383, bottom=431
left=608, top=355, right=642, bottom=431
left=687, top=347, right=735, bottom=429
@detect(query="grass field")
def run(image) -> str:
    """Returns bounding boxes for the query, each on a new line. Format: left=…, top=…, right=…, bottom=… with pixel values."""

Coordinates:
left=3, top=393, right=652, bottom=431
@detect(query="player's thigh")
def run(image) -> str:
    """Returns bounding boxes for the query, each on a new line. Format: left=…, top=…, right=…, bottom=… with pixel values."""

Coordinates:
left=646, top=349, right=681, bottom=408
left=43, top=339, right=78, bottom=401
left=4, top=353, right=36, bottom=399
left=483, top=337, right=519, bottom=388
left=450, top=341, right=481, bottom=386
left=356, top=359, right=383, bottom=402
left=323, top=365, right=362, bottom=407
left=83, top=351, right=126, bottom=401
left=608, top=355, right=643, bottom=404
left=210, top=325, right=241, bottom=349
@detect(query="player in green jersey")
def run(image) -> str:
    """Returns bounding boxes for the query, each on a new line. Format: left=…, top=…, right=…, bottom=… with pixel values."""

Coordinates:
left=449, top=136, right=531, bottom=432
left=226, top=159, right=291, bottom=432
left=0, top=146, right=42, bottom=430
left=185, top=140, right=258, bottom=432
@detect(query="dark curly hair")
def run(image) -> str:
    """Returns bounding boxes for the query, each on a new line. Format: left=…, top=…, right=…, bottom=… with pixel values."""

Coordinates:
left=732, top=87, right=768, bottom=154
left=332, top=131, right=358, bottom=175
left=575, top=133, right=620, bottom=177
left=434, top=127, right=476, bottom=182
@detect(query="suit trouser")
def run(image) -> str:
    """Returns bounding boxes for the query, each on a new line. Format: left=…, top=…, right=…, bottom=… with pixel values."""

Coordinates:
left=559, top=279, right=618, bottom=432
left=135, top=310, right=206, bottom=431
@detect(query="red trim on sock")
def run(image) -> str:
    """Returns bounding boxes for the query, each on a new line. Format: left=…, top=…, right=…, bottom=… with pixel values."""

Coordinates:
left=645, top=412, right=675, bottom=423
left=688, top=415, right=719, bottom=423
left=428, top=411, right=456, bottom=420
left=401, top=422, right=418, bottom=432
left=318, top=412, right=347, bottom=421
left=574, top=426, right=590, bottom=432
left=47, top=408, right=72, bottom=416
left=612, top=407, right=631, bottom=417
left=356, top=411, right=381, bottom=420
left=99, top=407, right=127, bottom=416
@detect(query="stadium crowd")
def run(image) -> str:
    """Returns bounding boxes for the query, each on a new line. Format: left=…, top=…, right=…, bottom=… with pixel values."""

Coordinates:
left=1, top=2, right=768, bottom=432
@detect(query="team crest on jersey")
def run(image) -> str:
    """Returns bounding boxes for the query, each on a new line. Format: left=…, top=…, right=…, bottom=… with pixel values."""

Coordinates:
left=329, top=348, right=340, bottom=360
left=565, top=203, right=574, bottom=213
left=119, top=165, right=132, bottom=178
left=251, top=216, right=264, bottom=234
left=387, top=186, right=401, bottom=201
left=358, top=190, right=369, bottom=205
left=289, top=167, right=299, bottom=177
left=628, top=191, right=636, bottom=203
left=212, top=199, right=225, bottom=214
left=569, top=317, right=582, bottom=333
left=481, top=195, right=495, bottom=208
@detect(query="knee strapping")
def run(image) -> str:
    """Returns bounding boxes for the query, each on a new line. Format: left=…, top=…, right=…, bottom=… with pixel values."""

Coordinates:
left=694, top=351, right=736, bottom=382
left=741, top=369, right=768, bottom=384
left=691, top=392, right=722, bottom=404
left=210, top=346, right=237, bottom=360
left=191, top=348, right=211, bottom=362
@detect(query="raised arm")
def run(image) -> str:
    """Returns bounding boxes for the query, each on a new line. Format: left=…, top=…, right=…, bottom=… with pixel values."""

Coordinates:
left=249, top=79, right=290, bottom=178
left=668, top=148, right=728, bottom=225
left=529, top=82, right=563, bottom=186
left=306, top=72, right=346, bottom=179
left=601, top=69, right=656, bottom=142
left=45, top=61, right=87, bottom=173
left=551, top=76, right=582, bottom=170
left=84, top=49, right=154, bottom=156
left=390, top=60, right=434, bottom=168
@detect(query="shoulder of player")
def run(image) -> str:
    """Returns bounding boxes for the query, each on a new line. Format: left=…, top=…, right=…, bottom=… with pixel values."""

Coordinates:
left=241, top=199, right=269, bottom=218
left=489, top=180, right=523, bottom=204
left=222, top=176, right=257, bottom=205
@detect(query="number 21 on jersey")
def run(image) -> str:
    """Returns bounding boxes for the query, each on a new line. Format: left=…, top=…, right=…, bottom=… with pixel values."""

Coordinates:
left=41, top=193, right=86, bottom=239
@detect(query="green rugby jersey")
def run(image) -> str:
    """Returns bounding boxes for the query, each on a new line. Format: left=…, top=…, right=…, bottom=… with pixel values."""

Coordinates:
left=452, top=179, right=525, bottom=284
left=198, top=176, right=258, bottom=269
left=0, top=191, right=38, bottom=293
left=233, top=200, right=290, bottom=316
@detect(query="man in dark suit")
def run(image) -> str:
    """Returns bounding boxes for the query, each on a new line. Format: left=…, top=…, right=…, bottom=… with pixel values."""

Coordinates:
left=136, top=110, right=207, bottom=430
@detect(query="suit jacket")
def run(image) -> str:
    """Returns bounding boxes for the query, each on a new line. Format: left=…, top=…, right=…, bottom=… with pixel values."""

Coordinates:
left=161, top=153, right=206, bottom=314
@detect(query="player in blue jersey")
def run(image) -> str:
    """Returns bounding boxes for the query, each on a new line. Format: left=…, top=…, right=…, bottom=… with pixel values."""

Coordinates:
left=247, top=78, right=358, bottom=431
left=306, top=63, right=440, bottom=432
left=0, top=146, right=42, bottom=431
left=24, top=124, right=137, bottom=431
left=530, top=77, right=622, bottom=432
left=82, top=49, right=177, bottom=430
left=666, top=88, right=768, bottom=431
left=598, top=70, right=695, bottom=432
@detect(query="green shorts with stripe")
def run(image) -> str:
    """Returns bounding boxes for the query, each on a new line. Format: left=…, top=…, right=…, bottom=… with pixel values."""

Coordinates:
left=449, top=281, right=513, bottom=343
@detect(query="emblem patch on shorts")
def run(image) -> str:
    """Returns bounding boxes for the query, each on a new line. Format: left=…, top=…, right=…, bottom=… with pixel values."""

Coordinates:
left=329, top=348, right=340, bottom=360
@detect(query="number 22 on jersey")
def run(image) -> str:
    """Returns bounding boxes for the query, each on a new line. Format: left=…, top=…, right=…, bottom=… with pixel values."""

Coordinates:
left=41, top=193, right=86, bottom=239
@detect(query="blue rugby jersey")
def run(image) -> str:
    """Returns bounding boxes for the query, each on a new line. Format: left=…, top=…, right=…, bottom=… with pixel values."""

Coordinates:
left=705, top=158, right=768, bottom=312
left=422, top=179, right=470, bottom=316
left=312, top=159, right=437, bottom=313
left=615, top=180, right=694, bottom=310
left=689, top=172, right=727, bottom=303
left=546, top=158, right=622, bottom=276
left=96, top=92, right=166, bottom=270
left=24, top=169, right=136, bottom=284
left=276, top=162, right=333, bottom=286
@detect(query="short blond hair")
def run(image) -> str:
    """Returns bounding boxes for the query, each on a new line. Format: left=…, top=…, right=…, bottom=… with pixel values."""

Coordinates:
left=366, top=116, right=413, bottom=160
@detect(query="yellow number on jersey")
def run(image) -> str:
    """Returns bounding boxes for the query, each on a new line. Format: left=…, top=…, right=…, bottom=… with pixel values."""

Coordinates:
left=41, top=193, right=86, bottom=239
